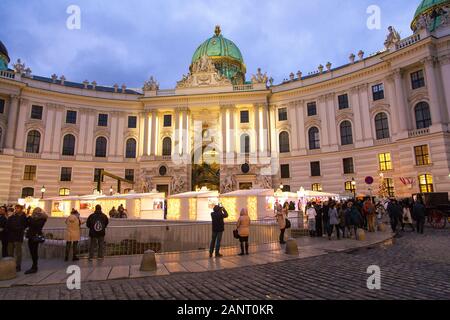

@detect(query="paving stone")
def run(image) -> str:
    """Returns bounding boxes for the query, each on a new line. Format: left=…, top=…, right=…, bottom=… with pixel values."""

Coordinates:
left=86, top=267, right=112, bottom=282
left=108, top=266, right=130, bottom=280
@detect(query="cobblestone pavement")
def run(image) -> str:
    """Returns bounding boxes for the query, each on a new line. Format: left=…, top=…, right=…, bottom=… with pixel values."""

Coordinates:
left=1, top=228, right=449, bottom=300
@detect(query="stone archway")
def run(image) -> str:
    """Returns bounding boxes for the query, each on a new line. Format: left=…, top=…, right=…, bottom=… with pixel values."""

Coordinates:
left=191, top=144, right=220, bottom=191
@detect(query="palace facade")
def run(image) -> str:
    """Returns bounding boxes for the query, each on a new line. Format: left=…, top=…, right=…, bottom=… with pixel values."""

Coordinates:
left=1, top=0, right=450, bottom=203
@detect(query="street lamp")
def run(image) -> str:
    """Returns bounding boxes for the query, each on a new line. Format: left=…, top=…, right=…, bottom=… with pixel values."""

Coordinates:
left=109, top=186, right=114, bottom=195
left=280, top=184, right=284, bottom=191
left=351, top=178, right=356, bottom=199
left=40, top=186, right=46, bottom=199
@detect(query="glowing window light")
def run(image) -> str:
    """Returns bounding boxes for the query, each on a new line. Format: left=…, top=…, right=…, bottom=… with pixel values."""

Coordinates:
left=189, top=198, right=197, bottom=220
left=167, top=199, right=181, bottom=220
left=134, top=199, right=141, bottom=219
left=247, top=196, right=257, bottom=220
left=221, top=197, right=237, bottom=221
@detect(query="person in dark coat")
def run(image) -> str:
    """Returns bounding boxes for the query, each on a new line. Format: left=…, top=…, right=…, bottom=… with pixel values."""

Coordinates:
left=209, top=204, right=228, bottom=258
left=25, top=207, right=48, bottom=274
left=314, top=203, right=323, bottom=237
left=322, top=202, right=330, bottom=237
left=6, top=205, right=27, bottom=272
left=86, top=205, right=109, bottom=260
left=346, top=201, right=363, bottom=239
left=413, top=197, right=426, bottom=234
left=0, top=206, right=8, bottom=258
left=387, top=199, right=402, bottom=233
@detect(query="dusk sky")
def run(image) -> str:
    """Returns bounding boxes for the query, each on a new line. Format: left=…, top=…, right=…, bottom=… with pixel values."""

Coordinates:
left=0, top=0, right=418, bottom=89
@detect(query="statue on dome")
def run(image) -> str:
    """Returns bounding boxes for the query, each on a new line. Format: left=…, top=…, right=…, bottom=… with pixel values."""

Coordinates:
left=251, top=68, right=268, bottom=85
left=143, top=76, right=159, bottom=91
left=384, top=26, right=401, bottom=49
left=13, top=59, right=27, bottom=75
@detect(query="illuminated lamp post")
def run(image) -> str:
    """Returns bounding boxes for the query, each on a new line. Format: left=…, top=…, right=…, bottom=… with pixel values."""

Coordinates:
left=40, top=186, right=46, bottom=199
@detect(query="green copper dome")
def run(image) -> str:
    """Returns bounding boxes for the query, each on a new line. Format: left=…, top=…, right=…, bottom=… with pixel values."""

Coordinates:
left=191, top=26, right=246, bottom=85
left=0, top=40, right=10, bottom=71
left=411, top=0, right=450, bottom=30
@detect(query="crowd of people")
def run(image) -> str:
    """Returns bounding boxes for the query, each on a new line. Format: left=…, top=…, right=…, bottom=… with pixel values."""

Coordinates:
left=0, top=204, right=110, bottom=276
left=108, top=204, right=128, bottom=219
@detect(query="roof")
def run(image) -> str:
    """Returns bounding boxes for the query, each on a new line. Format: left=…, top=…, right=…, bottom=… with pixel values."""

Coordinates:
left=0, top=40, right=10, bottom=63
left=220, top=189, right=274, bottom=197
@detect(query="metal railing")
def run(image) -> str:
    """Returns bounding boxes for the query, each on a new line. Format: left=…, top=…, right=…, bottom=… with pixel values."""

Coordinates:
left=39, top=218, right=301, bottom=258
left=233, top=84, right=254, bottom=92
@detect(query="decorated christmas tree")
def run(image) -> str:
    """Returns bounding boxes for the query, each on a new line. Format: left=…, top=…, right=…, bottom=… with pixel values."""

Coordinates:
left=377, top=175, right=389, bottom=199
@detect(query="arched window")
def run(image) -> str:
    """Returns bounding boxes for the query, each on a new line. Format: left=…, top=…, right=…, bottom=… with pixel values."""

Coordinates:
left=340, top=121, right=353, bottom=145
left=162, top=137, right=172, bottom=156
left=415, top=102, right=432, bottom=129
left=95, top=137, right=107, bottom=158
left=375, top=112, right=390, bottom=140
left=21, top=187, right=34, bottom=198
left=62, top=134, right=76, bottom=156
left=279, top=131, right=290, bottom=153
left=240, top=134, right=250, bottom=154
left=308, top=127, right=320, bottom=150
left=26, top=130, right=41, bottom=153
left=125, top=138, right=137, bottom=159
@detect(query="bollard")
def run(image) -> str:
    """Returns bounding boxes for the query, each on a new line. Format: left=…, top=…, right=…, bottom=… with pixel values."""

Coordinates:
left=285, top=239, right=299, bottom=255
left=140, top=250, right=157, bottom=272
left=357, top=228, right=366, bottom=241
left=0, top=258, right=17, bottom=281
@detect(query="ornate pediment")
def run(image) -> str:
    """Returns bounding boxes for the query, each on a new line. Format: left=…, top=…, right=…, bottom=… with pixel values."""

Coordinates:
left=176, top=55, right=232, bottom=89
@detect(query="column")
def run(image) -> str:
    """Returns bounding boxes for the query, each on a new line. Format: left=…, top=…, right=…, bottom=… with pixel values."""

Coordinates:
left=140, top=112, right=148, bottom=156
left=174, top=109, right=181, bottom=155
left=116, top=113, right=125, bottom=157
left=149, top=110, right=157, bottom=156
left=393, top=69, right=409, bottom=132
left=438, top=55, right=450, bottom=124
left=385, top=75, right=400, bottom=138
left=182, top=109, right=190, bottom=160
left=325, top=95, right=338, bottom=147
left=269, top=105, right=277, bottom=156
left=4, top=95, right=20, bottom=151
left=14, top=98, right=29, bottom=151
left=253, top=104, right=260, bottom=155
left=78, top=110, right=88, bottom=156
left=423, top=58, right=443, bottom=125
left=42, top=104, right=55, bottom=154
left=318, top=95, right=329, bottom=147
left=109, top=113, right=118, bottom=156
left=220, top=107, right=227, bottom=162
left=358, top=84, right=374, bottom=142
left=260, top=103, right=269, bottom=155
left=288, top=102, right=299, bottom=152
left=85, top=111, right=95, bottom=157
left=51, top=107, right=63, bottom=155
left=296, top=101, right=307, bottom=153
left=350, top=87, right=364, bottom=144
left=228, top=106, right=236, bottom=156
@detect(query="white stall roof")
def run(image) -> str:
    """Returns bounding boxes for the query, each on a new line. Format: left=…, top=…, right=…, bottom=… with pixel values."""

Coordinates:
left=298, top=190, right=339, bottom=198
left=47, top=192, right=165, bottom=202
left=169, top=190, right=219, bottom=199
left=221, top=189, right=274, bottom=197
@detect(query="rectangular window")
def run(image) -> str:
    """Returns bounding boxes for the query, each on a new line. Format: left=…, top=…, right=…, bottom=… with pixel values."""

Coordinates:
left=60, top=167, right=72, bottom=182
left=312, top=183, right=322, bottom=192
left=307, top=102, right=317, bottom=116
left=66, top=110, right=77, bottom=124
left=418, top=174, right=434, bottom=193
left=163, top=114, right=172, bottom=127
left=345, top=181, right=356, bottom=194
left=378, top=153, right=393, bottom=171
left=278, top=108, right=288, bottom=121
left=125, top=169, right=134, bottom=182
left=338, top=94, right=349, bottom=110
left=94, top=168, right=104, bottom=182
left=31, top=105, right=43, bottom=120
left=98, top=114, right=108, bottom=127
left=240, top=110, right=249, bottom=123
left=128, top=116, right=137, bottom=129
left=411, top=70, right=425, bottom=90
left=0, top=99, right=5, bottom=113
left=343, top=158, right=354, bottom=174
left=23, top=165, right=37, bottom=181
left=280, top=164, right=290, bottom=179
left=310, top=161, right=321, bottom=177
left=372, top=84, right=385, bottom=101
left=384, top=178, right=395, bottom=197
left=414, top=145, right=431, bottom=166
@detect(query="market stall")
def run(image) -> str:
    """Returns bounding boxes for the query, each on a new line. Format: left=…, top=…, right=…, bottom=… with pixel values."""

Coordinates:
left=296, top=187, right=340, bottom=212
left=167, top=188, right=219, bottom=221
left=220, top=189, right=274, bottom=221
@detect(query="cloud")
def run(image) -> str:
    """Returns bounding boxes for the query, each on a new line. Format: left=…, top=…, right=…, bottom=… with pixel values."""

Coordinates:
left=0, top=0, right=420, bottom=89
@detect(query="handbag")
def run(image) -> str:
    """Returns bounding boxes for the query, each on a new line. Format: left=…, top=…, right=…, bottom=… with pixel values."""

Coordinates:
left=233, top=229, right=240, bottom=239
left=285, top=218, right=291, bottom=229
left=31, top=234, right=46, bottom=244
